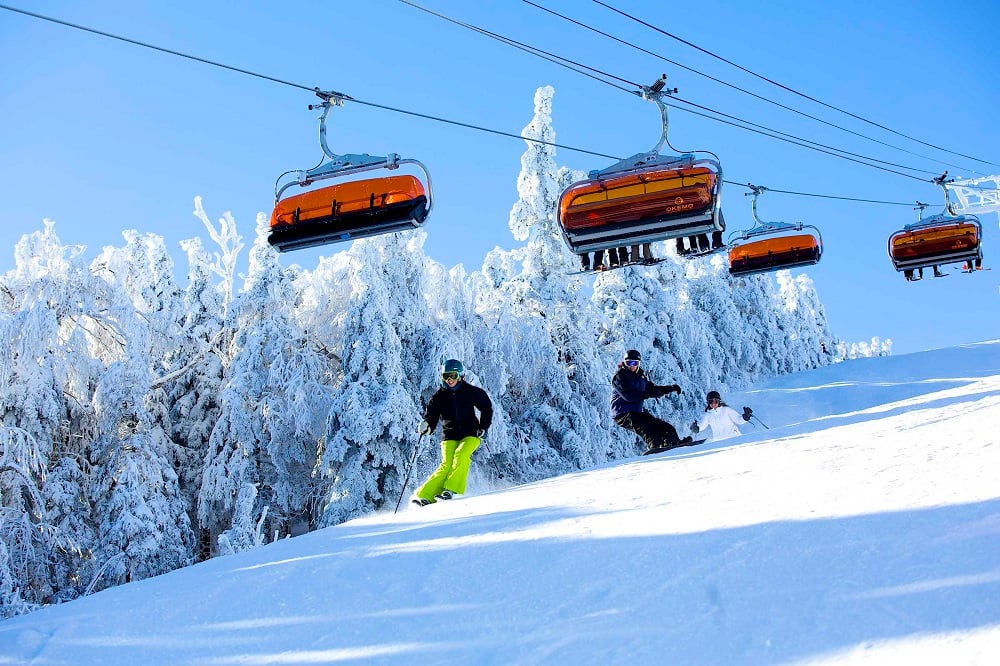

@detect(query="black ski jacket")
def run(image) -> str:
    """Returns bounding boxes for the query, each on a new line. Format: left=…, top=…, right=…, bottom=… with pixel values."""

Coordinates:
left=610, top=365, right=667, bottom=420
left=424, top=381, right=494, bottom=440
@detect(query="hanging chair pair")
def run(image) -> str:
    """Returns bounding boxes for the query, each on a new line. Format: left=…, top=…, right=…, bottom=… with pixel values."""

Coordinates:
left=888, top=174, right=983, bottom=280
left=556, top=77, right=824, bottom=278
left=268, top=90, right=433, bottom=252
left=727, top=185, right=823, bottom=277
left=556, top=76, right=724, bottom=268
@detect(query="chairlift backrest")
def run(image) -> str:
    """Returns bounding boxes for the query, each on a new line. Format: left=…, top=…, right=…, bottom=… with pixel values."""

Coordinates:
left=555, top=75, right=725, bottom=256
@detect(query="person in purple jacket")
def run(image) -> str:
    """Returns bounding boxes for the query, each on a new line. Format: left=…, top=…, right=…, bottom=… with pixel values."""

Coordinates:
left=610, top=349, right=690, bottom=452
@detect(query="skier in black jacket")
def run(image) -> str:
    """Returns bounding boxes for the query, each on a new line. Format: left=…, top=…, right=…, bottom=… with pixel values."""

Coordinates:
left=413, top=359, right=494, bottom=506
left=611, top=349, right=690, bottom=452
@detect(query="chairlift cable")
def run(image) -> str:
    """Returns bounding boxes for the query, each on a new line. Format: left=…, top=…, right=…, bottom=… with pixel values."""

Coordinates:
left=0, top=3, right=941, bottom=209
left=522, top=0, right=980, bottom=176
left=722, top=182, right=915, bottom=207
left=592, top=0, right=1000, bottom=169
left=397, top=0, right=639, bottom=93
left=396, top=0, right=936, bottom=182
left=0, top=3, right=619, bottom=162
left=668, top=96, right=937, bottom=179
left=0, top=3, right=317, bottom=94
left=349, top=98, right=620, bottom=160
left=668, top=100, right=930, bottom=182
left=0, top=1, right=939, bottom=180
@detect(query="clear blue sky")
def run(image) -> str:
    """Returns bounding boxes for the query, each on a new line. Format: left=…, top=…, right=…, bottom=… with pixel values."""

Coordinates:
left=2, top=0, right=997, bottom=354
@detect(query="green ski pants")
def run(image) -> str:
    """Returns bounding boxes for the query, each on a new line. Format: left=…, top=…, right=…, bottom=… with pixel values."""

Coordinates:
left=415, top=435, right=481, bottom=501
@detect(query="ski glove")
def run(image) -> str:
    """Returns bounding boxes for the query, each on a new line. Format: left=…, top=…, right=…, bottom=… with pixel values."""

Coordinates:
left=477, top=429, right=487, bottom=439
left=742, top=407, right=753, bottom=421
left=690, top=421, right=700, bottom=434
left=419, top=420, right=432, bottom=435
left=669, top=384, right=682, bottom=395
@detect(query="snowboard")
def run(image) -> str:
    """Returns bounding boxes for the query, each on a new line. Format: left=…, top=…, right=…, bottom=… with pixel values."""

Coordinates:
left=641, top=439, right=706, bottom=456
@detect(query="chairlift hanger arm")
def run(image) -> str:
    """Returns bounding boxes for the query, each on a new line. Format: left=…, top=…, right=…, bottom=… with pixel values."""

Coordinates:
left=931, top=171, right=959, bottom=215
left=637, top=74, right=677, bottom=156
left=309, top=89, right=352, bottom=162
left=272, top=88, right=434, bottom=220
left=596, top=74, right=711, bottom=177
left=729, top=183, right=803, bottom=241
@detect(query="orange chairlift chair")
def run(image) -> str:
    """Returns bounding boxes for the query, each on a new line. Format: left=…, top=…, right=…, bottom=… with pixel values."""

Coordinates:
left=888, top=174, right=983, bottom=281
left=268, top=90, right=433, bottom=252
left=728, top=185, right=823, bottom=277
left=557, top=76, right=724, bottom=260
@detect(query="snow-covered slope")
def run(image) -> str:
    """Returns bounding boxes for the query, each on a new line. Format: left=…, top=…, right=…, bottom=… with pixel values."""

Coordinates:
left=2, top=341, right=998, bottom=665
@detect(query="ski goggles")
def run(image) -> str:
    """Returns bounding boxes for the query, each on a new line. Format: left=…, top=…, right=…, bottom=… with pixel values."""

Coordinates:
left=624, top=360, right=640, bottom=367
left=707, top=398, right=721, bottom=405
left=441, top=372, right=460, bottom=381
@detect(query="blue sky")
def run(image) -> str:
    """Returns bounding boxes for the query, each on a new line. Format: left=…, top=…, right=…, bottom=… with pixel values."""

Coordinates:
left=2, top=0, right=998, bottom=355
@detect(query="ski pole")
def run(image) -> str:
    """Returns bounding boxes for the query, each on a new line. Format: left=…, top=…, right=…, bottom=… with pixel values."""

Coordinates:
left=480, top=437, right=504, bottom=480
left=394, top=430, right=427, bottom=514
left=752, top=415, right=770, bottom=429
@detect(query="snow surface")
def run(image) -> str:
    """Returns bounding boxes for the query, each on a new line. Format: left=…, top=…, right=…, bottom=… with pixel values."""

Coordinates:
left=1, top=341, right=998, bottom=665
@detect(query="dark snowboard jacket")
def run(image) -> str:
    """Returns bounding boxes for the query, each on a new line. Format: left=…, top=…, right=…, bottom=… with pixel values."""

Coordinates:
left=610, top=365, right=662, bottom=421
left=424, top=380, right=494, bottom=440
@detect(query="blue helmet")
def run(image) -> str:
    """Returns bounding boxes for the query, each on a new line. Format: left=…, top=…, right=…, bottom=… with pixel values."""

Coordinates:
left=441, top=359, right=464, bottom=389
left=441, top=359, right=464, bottom=375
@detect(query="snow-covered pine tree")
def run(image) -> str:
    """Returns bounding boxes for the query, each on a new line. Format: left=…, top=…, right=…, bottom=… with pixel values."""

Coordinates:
left=164, top=200, right=243, bottom=556
left=317, top=232, right=450, bottom=525
left=0, top=425, right=48, bottom=617
left=681, top=255, right=757, bottom=396
left=89, top=354, right=195, bottom=589
left=0, top=221, right=115, bottom=610
left=199, top=214, right=330, bottom=553
left=775, top=271, right=836, bottom=372
left=473, top=85, right=612, bottom=476
left=165, top=236, right=225, bottom=554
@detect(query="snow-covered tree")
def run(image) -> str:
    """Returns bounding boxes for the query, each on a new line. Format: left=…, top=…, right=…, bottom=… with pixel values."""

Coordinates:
left=89, top=356, right=195, bottom=588
left=199, top=214, right=330, bottom=552
left=0, top=222, right=111, bottom=609
left=318, top=232, right=450, bottom=525
left=472, top=86, right=614, bottom=475
left=164, top=199, right=243, bottom=554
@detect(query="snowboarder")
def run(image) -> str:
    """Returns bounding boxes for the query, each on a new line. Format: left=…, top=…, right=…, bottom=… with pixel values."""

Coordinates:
left=611, top=349, right=690, bottom=452
left=689, top=390, right=752, bottom=441
left=412, top=359, right=494, bottom=506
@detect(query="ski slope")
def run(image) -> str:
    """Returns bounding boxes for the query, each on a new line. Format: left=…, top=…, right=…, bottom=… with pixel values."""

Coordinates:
left=2, top=341, right=998, bottom=665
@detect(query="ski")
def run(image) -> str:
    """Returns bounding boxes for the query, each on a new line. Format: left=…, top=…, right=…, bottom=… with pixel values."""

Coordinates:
left=641, top=439, right=706, bottom=456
